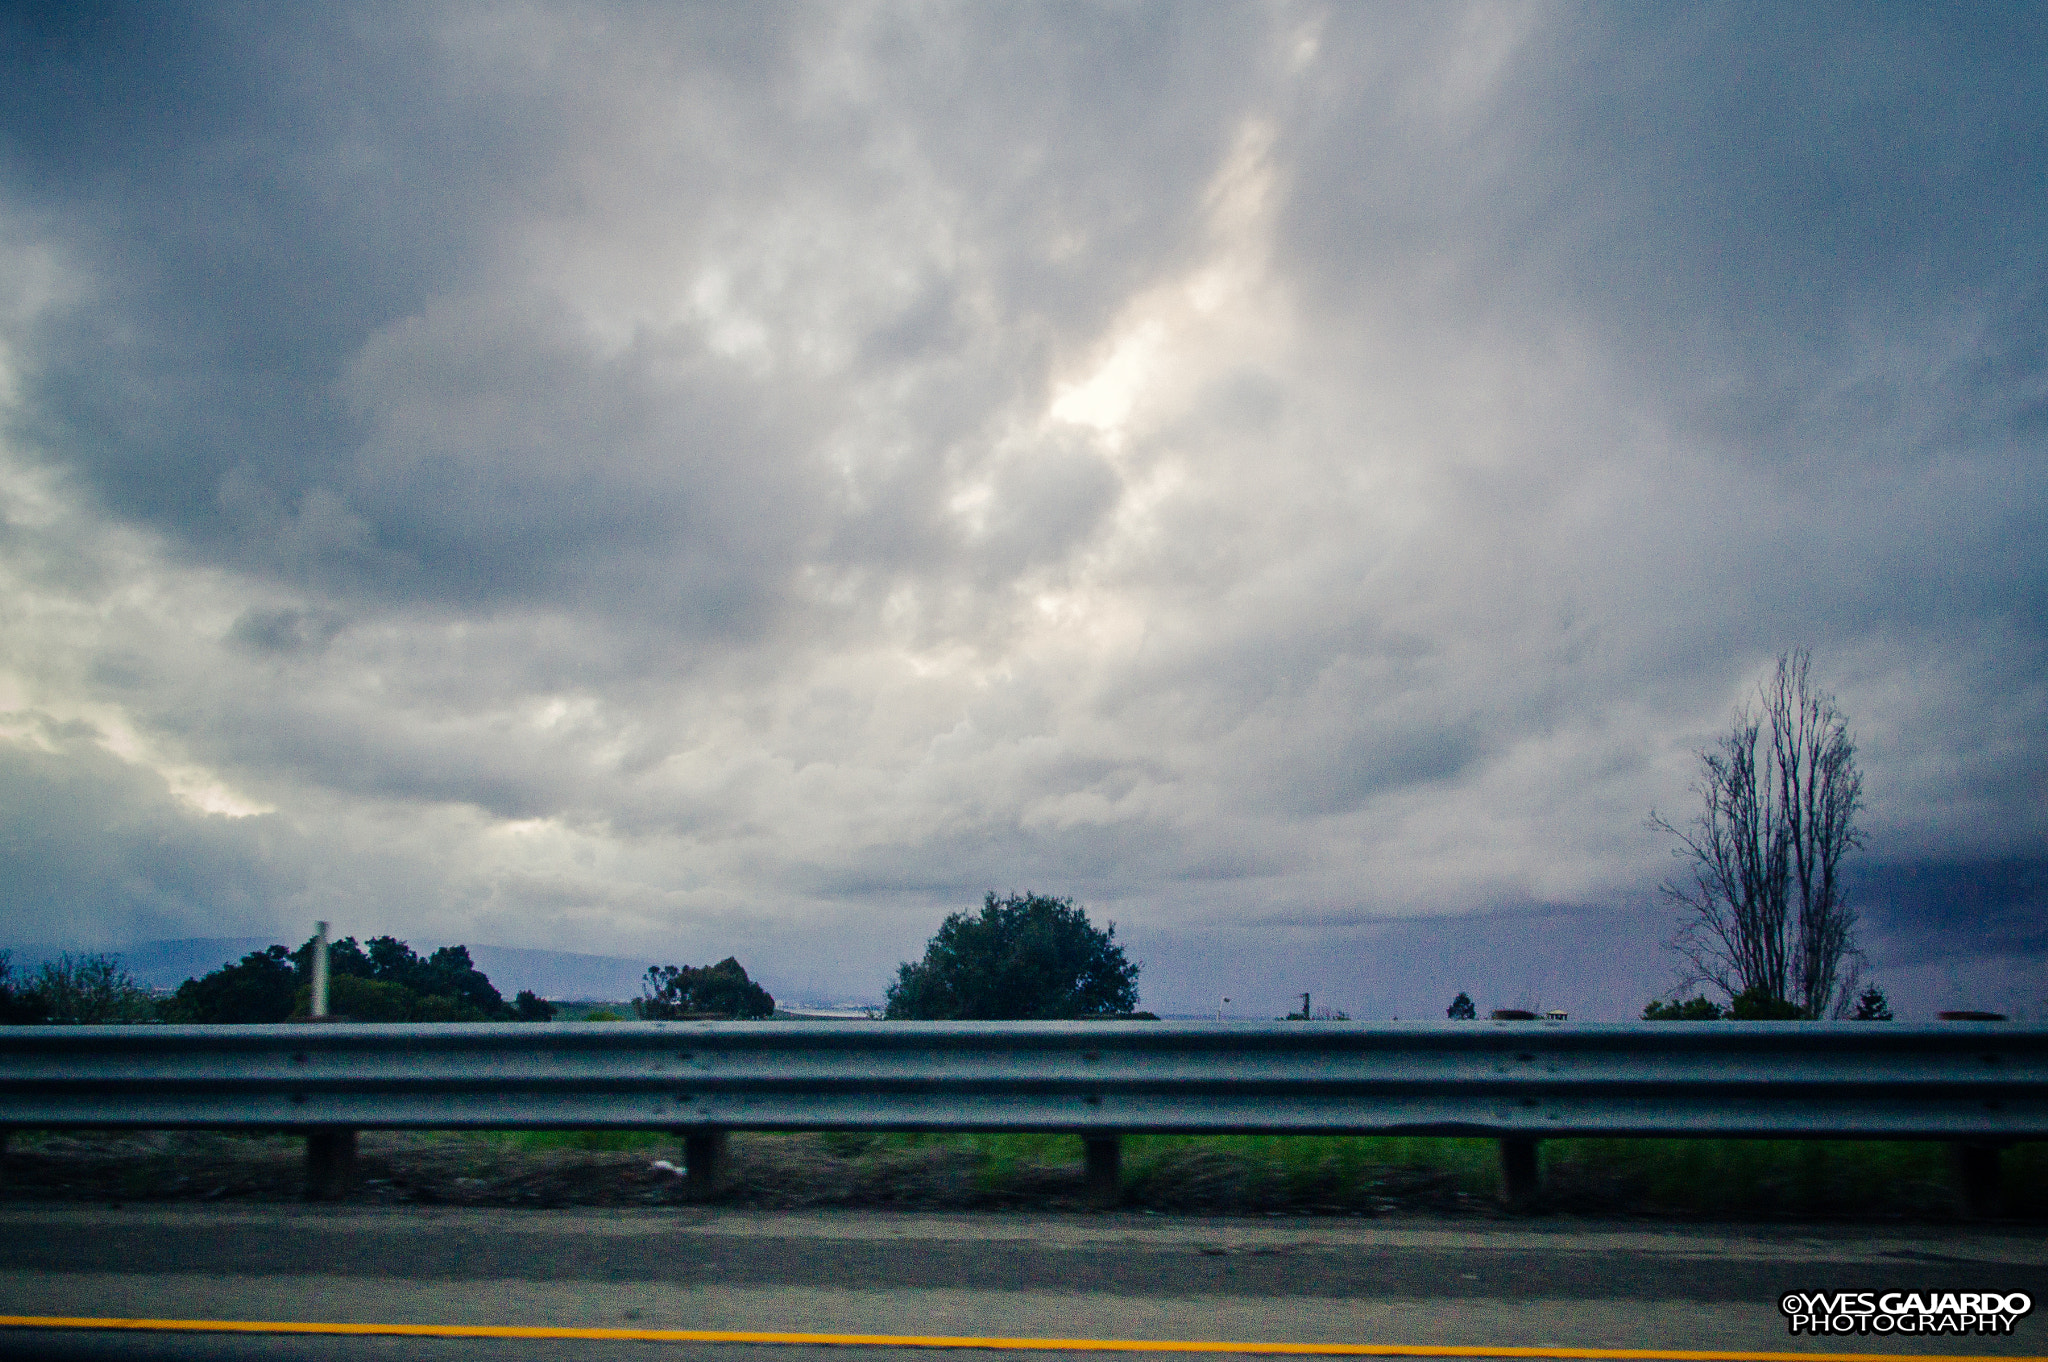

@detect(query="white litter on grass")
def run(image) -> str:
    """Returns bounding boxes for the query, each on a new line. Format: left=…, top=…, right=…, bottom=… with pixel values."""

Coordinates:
left=650, top=1160, right=687, bottom=1177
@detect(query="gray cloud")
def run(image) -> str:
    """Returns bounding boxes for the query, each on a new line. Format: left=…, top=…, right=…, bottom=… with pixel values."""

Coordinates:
left=0, top=717, right=310, bottom=946
left=228, top=607, right=348, bottom=656
left=0, top=4, right=2041, bottom=1011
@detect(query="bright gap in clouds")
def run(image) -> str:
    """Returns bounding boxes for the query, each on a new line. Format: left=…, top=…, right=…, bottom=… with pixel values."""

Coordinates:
left=1049, top=118, right=1285, bottom=447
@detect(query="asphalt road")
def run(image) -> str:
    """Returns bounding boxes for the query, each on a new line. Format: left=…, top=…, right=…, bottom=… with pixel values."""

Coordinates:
left=1, top=1205, right=2042, bottom=1361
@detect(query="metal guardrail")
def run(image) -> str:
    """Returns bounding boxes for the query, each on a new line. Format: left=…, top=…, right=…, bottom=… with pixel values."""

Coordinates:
left=3, top=1019, right=2041, bottom=1207
left=2, top=1019, right=2042, bottom=1138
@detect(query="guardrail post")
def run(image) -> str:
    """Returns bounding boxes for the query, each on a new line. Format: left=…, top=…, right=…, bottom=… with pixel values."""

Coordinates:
left=684, top=1129, right=727, bottom=1198
left=1499, top=1136, right=1539, bottom=1208
left=1084, top=1134, right=1121, bottom=1207
left=305, top=1128, right=357, bottom=1200
left=1950, top=1142, right=2003, bottom=1218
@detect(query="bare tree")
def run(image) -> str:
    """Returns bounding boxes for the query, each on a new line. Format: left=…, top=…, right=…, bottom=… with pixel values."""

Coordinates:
left=27, top=953, right=160, bottom=1024
left=1648, top=651, right=1865, bottom=1018
left=1767, top=652, right=1866, bottom=1018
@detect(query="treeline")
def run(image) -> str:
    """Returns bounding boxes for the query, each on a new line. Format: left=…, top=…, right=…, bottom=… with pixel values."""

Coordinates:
left=1640, top=983, right=1893, bottom=1021
left=160, top=935, right=557, bottom=1023
left=0, top=938, right=787, bottom=1025
left=1436, top=986, right=1895, bottom=1022
left=0, top=937, right=555, bottom=1024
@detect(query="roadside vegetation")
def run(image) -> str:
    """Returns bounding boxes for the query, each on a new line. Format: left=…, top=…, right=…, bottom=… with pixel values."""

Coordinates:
left=0, top=950, right=158, bottom=1024
left=0, top=939, right=780, bottom=1026
left=2, top=1128, right=2040, bottom=1221
left=3, top=826, right=2025, bottom=1225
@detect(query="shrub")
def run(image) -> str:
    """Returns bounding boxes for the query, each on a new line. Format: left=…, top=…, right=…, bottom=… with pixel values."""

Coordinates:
left=1642, top=996, right=1725, bottom=1021
left=1729, top=985, right=1808, bottom=1020
left=17, top=953, right=158, bottom=1024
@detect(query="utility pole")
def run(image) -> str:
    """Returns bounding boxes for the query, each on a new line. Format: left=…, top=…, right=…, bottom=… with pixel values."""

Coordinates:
left=302, top=920, right=353, bottom=1199
left=310, top=921, right=330, bottom=1019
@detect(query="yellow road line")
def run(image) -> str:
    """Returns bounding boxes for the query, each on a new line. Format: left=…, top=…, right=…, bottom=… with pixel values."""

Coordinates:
left=0, top=1317, right=2034, bottom=1362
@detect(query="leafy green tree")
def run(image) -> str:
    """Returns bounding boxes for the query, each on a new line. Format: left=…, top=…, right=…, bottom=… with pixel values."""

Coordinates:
left=292, top=933, right=375, bottom=981
left=416, top=943, right=512, bottom=1017
left=288, top=934, right=513, bottom=1019
left=884, top=892, right=1140, bottom=1020
left=161, top=945, right=300, bottom=1023
left=513, top=989, right=556, bottom=1021
left=635, top=957, right=775, bottom=1019
left=1642, top=995, right=1725, bottom=1020
left=293, top=974, right=492, bottom=1021
left=1446, top=991, right=1476, bottom=1020
left=1850, top=984, right=1892, bottom=1021
left=304, top=975, right=407, bottom=1022
left=156, top=932, right=526, bottom=1023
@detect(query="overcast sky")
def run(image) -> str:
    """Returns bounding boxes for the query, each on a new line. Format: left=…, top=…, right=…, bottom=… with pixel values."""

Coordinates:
left=2, top=4, right=2042, bottom=1018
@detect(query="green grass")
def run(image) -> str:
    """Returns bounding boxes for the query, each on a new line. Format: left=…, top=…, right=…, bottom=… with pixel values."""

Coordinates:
left=1539, top=1137, right=2048, bottom=1218
left=793, top=1131, right=1502, bottom=1208
left=1124, top=1133, right=1501, bottom=1206
left=765, top=1131, right=2046, bottom=1217
left=486, top=1129, right=677, bottom=1153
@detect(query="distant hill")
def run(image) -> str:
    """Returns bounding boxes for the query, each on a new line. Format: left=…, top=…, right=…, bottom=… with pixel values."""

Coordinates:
left=460, top=944, right=657, bottom=1000
left=3, top=938, right=277, bottom=991
left=3, top=937, right=661, bottom=1002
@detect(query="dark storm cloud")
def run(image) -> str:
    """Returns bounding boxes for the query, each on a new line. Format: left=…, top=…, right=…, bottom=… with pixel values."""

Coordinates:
left=2, top=7, right=482, bottom=531
left=0, top=3, right=1261, bottom=624
left=334, top=296, right=825, bottom=623
left=1255, top=4, right=2048, bottom=841
left=1285, top=6, right=2048, bottom=404
left=0, top=717, right=308, bottom=945
left=0, top=4, right=2041, bottom=1008
left=1270, top=721, right=1487, bottom=815
left=2, top=5, right=821, bottom=629
left=1854, top=859, right=2048, bottom=967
